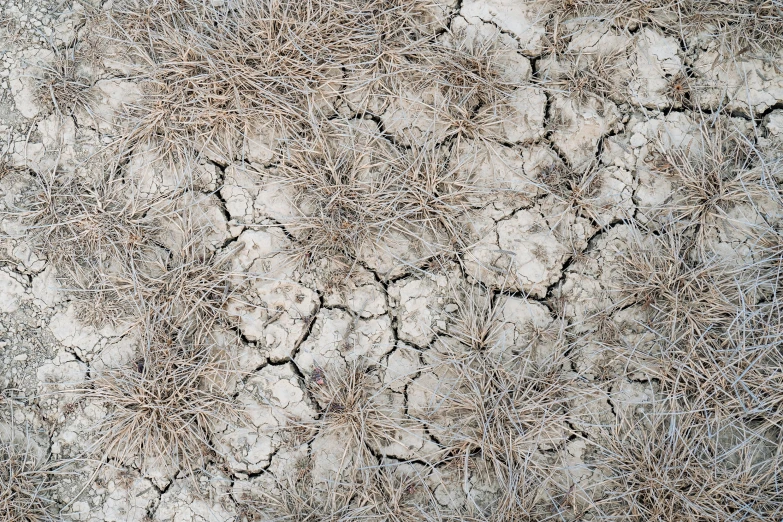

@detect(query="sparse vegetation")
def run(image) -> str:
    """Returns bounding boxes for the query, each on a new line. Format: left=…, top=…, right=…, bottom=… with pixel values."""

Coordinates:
left=35, top=47, right=92, bottom=116
left=543, top=51, right=626, bottom=103
left=2, top=0, right=783, bottom=518
left=80, top=325, right=240, bottom=475
left=422, top=290, right=578, bottom=519
left=0, top=427, right=58, bottom=522
left=305, top=359, right=398, bottom=467
left=592, top=408, right=783, bottom=521
left=278, top=119, right=475, bottom=270
left=98, top=0, right=445, bottom=163
left=547, top=0, right=783, bottom=57
left=649, top=119, right=776, bottom=234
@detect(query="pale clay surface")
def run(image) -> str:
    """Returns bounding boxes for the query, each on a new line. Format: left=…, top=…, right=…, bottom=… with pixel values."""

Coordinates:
left=0, top=0, right=782, bottom=520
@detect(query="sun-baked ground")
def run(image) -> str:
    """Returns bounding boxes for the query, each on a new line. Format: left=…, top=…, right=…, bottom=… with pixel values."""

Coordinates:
left=1, top=0, right=782, bottom=520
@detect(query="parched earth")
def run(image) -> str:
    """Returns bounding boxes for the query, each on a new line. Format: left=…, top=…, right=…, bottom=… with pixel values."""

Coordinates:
left=1, top=0, right=783, bottom=520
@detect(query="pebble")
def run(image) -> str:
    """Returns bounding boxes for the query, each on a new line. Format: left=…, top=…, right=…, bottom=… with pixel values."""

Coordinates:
left=630, top=133, right=647, bottom=148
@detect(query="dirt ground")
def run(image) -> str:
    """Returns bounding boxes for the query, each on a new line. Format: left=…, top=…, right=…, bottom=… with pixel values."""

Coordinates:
left=1, top=0, right=782, bottom=520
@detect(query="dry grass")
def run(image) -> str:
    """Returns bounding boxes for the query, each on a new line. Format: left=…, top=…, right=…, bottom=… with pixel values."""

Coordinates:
left=8, top=0, right=783, bottom=518
left=21, top=172, right=156, bottom=326
left=305, top=359, right=398, bottom=468
left=110, top=238, right=237, bottom=330
left=35, top=47, right=92, bottom=116
left=23, top=173, right=156, bottom=288
left=276, top=119, right=475, bottom=270
left=537, top=160, right=606, bottom=221
left=422, top=288, right=577, bottom=519
left=242, top=464, right=445, bottom=522
left=618, top=225, right=739, bottom=342
left=614, top=115, right=783, bottom=423
left=345, top=466, right=444, bottom=522
left=541, top=51, right=627, bottom=104
left=22, top=171, right=237, bottom=330
left=592, top=408, right=783, bottom=521
left=0, top=430, right=58, bottom=522
left=649, top=120, right=776, bottom=235
left=429, top=31, right=532, bottom=144
left=79, top=325, right=240, bottom=475
left=98, top=0, right=442, bottom=163
left=664, top=70, right=693, bottom=105
left=546, top=0, right=783, bottom=57
left=617, top=219, right=783, bottom=422
left=240, top=482, right=354, bottom=522
left=92, top=0, right=532, bottom=164
left=618, top=228, right=731, bottom=379
left=431, top=30, right=518, bottom=114
left=683, top=0, right=783, bottom=58
left=427, top=351, right=575, bottom=518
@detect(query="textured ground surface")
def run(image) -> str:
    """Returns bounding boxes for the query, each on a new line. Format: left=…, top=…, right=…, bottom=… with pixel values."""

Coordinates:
left=1, top=0, right=783, bottom=520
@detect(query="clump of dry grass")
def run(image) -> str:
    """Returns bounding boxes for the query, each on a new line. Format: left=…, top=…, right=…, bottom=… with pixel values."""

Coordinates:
left=617, top=221, right=783, bottom=421
left=236, top=471, right=354, bottom=522
left=277, top=119, right=474, bottom=270
left=81, top=326, right=240, bottom=475
left=100, top=0, right=441, bottom=163
left=112, top=238, right=237, bottom=330
left=538, top=160, right=606, bottom=220
left=345, top=466, right=442, bottom=522
left=592, top=409, right=783, bottom=521
left=664, top=70, right=692, bottom=105
left=305, top=359, right=398, bottom=466
left=541, top=51, right=627, bottom=104
left=545, top=0, right=681, bottom=32
left=22, top=173, right=156, bottom=287
left=431, top=33, right=517, bottom=112
left=682, top=0, right=783, bottom=57
left=430, top=351, right=574, bottom=517
left=423, top=288, right=577, bottom=519
left=277, top=122, right=400, bottom=266
left=427, top=28, right=533, bottom=144
left=617, top=225, right=739, bottom=342
left=35, top=47, right=92, bottom=116
left=237, top=459, right=448, bottom=522
left=21, top=172, right=157, bottom=326
left=21, top=171, right=238, bottom=330
left=650, top=121, right=774, bottom=235
left=446, top=285, right=503, bottom=354
left=0, top=431, right=58, bottom=522
left=546, top=0, right=783, bottom=57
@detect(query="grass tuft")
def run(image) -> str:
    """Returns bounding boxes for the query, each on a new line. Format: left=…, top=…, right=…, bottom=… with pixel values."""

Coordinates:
left=593, top=408, right=783, bottom=520
left=277, top=119, right=474, bottom=271
left=424, top=288, right=577, bottom=518
left=306, top=359, right=398, bottom=467
left=81, top=326, right=240, bottom=475
left=35, top=47, right=92, bottom=116
left=0, top=430, right=58, bottom=522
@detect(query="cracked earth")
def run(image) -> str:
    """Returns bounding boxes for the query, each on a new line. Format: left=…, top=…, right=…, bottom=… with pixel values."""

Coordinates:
left=1, top=0, right=783, bottom=520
